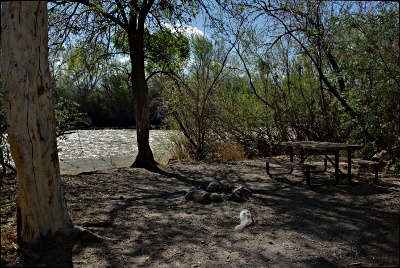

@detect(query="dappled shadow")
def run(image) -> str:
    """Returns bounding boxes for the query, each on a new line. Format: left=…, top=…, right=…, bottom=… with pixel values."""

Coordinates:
left=54, top=161, right=399, bottom=267
left=17, top=239, right=75, bottom=267
left=151, top=165, right=208, bottom=189
left=249, top=169, right=399, bottom=267
left=14, top=229, right=111, bottom=267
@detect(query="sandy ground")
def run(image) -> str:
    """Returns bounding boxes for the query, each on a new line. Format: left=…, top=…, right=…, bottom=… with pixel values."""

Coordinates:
left=1, top=159, right=399, bottom=267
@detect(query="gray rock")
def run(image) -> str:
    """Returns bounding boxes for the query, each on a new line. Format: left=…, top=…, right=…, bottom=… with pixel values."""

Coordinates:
left=185, top=190, right=195, bottom=201
left=192, top=190, right=210, bottom=203
left=227, top=185, right=252, bottom=202
left=206, top=182, right=221, bottom=193
left=227, top=192, right=245, bottom=202
left=209, top=192, right=224, bottom=202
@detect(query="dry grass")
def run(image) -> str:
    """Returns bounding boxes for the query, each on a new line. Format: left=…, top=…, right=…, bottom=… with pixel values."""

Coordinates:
left=1, top=228, right=18, bottom=255
left=168, top=139, right=247, bottom=162
left=169, top=141, right=192, bottom=161
left=213, top=141, right=246, bottom=161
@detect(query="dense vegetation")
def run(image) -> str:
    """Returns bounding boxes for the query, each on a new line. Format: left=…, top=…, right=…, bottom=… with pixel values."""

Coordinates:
left=159, top=1, right=399, bottom=162
left=1, top=0, right=399, bottom=172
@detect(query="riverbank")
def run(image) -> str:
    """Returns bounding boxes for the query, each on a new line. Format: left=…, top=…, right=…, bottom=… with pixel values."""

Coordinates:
left=1, top=160, right=399, bottom=267
left=57, top=129, right=176, bottom=173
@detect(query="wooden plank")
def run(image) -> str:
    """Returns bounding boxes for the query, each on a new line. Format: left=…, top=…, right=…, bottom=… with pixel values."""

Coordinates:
left=265, top=157, right=316, bottom=169
left=279, top=141, right=362, bottom=151
left=351, top=159, right=385, bottom=167
left=324, top=155, right=384, bottom=167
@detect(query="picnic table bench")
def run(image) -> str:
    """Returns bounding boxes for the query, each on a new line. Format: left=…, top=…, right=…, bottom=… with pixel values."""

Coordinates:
left=265, top=141, right=386, bottom=186
left=265, top=141, right=381, bottom=186
left=265, top=157, right=317, bottom=187
left=322, top=155, right=385, bottom=183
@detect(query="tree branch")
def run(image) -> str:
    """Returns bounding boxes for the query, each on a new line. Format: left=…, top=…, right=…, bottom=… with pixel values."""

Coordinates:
left=73, top=0, right=127, bottom=30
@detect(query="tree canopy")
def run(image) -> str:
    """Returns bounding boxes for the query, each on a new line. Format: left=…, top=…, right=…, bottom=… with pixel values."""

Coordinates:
left=48, top=0, right=197, bottom=169
left=42, top=0, right=399, bottom=163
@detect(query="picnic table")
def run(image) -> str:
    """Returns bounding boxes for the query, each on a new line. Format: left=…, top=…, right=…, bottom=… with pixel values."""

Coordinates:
left=265, top=141, right=383, bottom=186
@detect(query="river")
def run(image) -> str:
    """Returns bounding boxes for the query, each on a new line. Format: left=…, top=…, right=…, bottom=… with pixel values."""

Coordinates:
left=58, top=129, right=176, bottom=173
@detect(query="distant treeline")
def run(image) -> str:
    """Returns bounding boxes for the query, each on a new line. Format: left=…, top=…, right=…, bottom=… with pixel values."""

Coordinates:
left=1, top=1, right=396, bottom=165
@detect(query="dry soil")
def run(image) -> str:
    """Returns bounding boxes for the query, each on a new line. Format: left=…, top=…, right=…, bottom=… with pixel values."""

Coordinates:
left=1, top=159, right=399, bottom=267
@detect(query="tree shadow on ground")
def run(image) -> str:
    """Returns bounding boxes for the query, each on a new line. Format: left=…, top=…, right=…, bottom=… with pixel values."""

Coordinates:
left=87, top=162, right=398, bottom=267
left=13, top=229, right=117, bottom=267
left=14, top=161, right=396, bottom=267
left=250, top=170, right=399, bottom=267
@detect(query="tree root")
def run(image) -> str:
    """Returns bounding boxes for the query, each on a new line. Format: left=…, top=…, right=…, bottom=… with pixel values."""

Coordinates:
left=72, top=225, right=117, bottom=242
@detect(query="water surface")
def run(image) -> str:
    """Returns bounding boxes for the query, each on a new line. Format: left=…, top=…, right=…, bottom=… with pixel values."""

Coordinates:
left=58, top=129, right=175, bottom=173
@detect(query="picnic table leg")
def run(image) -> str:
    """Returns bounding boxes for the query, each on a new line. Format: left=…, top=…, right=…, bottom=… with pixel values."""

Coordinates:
left=334, top=151, right=340, bottom=185
left=373, top=167, right=379, bottom=183
left=300, top=148, right=304, bottom=163
left=266, top=162, right=294, bottom=177
left=290, top=147, right=294, bottom=162
left=304, top=169, right=312, bottom=187
left=266, top=162, right=272, bottom=178
left=347, top=149, right=353, bottom=184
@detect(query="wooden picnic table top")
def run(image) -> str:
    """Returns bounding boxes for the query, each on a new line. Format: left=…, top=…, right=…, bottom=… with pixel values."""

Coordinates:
left=279, top=141, right=362, bottom=151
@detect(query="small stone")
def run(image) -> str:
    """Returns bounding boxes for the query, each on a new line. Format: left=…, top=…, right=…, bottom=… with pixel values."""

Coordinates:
left=240, top=187, right=252, bottom=199
left=185, top=191, right=195, bottom=200
left=227, top=192, right=245, bottom=202
left=206, top=182, right=221, bottom=193
left=192, top=190, right=210, bottom=203
left=209, top=193, right=224, bottom=202
left=230, top=185, right=252, bottom=201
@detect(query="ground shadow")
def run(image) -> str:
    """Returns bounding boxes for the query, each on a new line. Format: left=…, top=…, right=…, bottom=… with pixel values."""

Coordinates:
left=13, top=229, right=115, bottom=267
left=8, top=161, right=396, bottom=267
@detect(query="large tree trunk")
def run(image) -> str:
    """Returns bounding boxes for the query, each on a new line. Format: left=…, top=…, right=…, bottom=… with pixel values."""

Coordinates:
left=1, top=1, right=74, bottom=244
left=128, top=27, right=158, bottom=170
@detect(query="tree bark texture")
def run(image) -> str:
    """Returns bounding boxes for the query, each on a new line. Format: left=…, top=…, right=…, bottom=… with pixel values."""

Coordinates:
left=128, top=27, right=157, bottom=169
left=1, top=1, right=74, bottom=244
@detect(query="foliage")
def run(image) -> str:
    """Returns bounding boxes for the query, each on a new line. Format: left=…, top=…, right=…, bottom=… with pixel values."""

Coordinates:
left=221, top=0, right=400, bottom=160
left=51, top=44, right=135, bottom=127
left=145, top=28, right=190, bottom=73
left=48, top=1, right=192, bottom=128
left=88, top=71, right=135, bottom=126
left=0, top=93, right=16, bottom=176
left=161, top=34, right=238, bottom=159
left=332, top=4, right=400, bottom=157
left=112, top=26, right=190, bottom=73
left=46, top=0, right=399, bottom=165
left=0, top=42, right=16, bottom=175
left=54, top=97, right=84, bottom=136
left=48, top=0, right=200, bottom=168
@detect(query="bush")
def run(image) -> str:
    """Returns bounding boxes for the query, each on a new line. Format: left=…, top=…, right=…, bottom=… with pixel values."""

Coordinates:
left=212, top=141, right=246, bottom=162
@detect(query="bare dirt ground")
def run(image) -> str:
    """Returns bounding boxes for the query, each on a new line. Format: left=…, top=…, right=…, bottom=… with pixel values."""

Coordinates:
left=1, top=159, right=399, bottom=267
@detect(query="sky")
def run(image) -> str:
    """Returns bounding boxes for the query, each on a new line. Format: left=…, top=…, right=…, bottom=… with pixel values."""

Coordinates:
left=164, top=23, right=204, bottom=36
left=166, top=4, right=210, bottom=36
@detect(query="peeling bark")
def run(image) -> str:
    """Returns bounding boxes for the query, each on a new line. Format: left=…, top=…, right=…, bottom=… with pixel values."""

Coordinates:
left=1, top=1, right=74, bottom=244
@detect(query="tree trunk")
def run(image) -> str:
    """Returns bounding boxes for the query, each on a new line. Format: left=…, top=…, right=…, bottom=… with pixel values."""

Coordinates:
left=128, top=27, right=158, bottom=170
left=1, top=1, right=74, bottom=244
